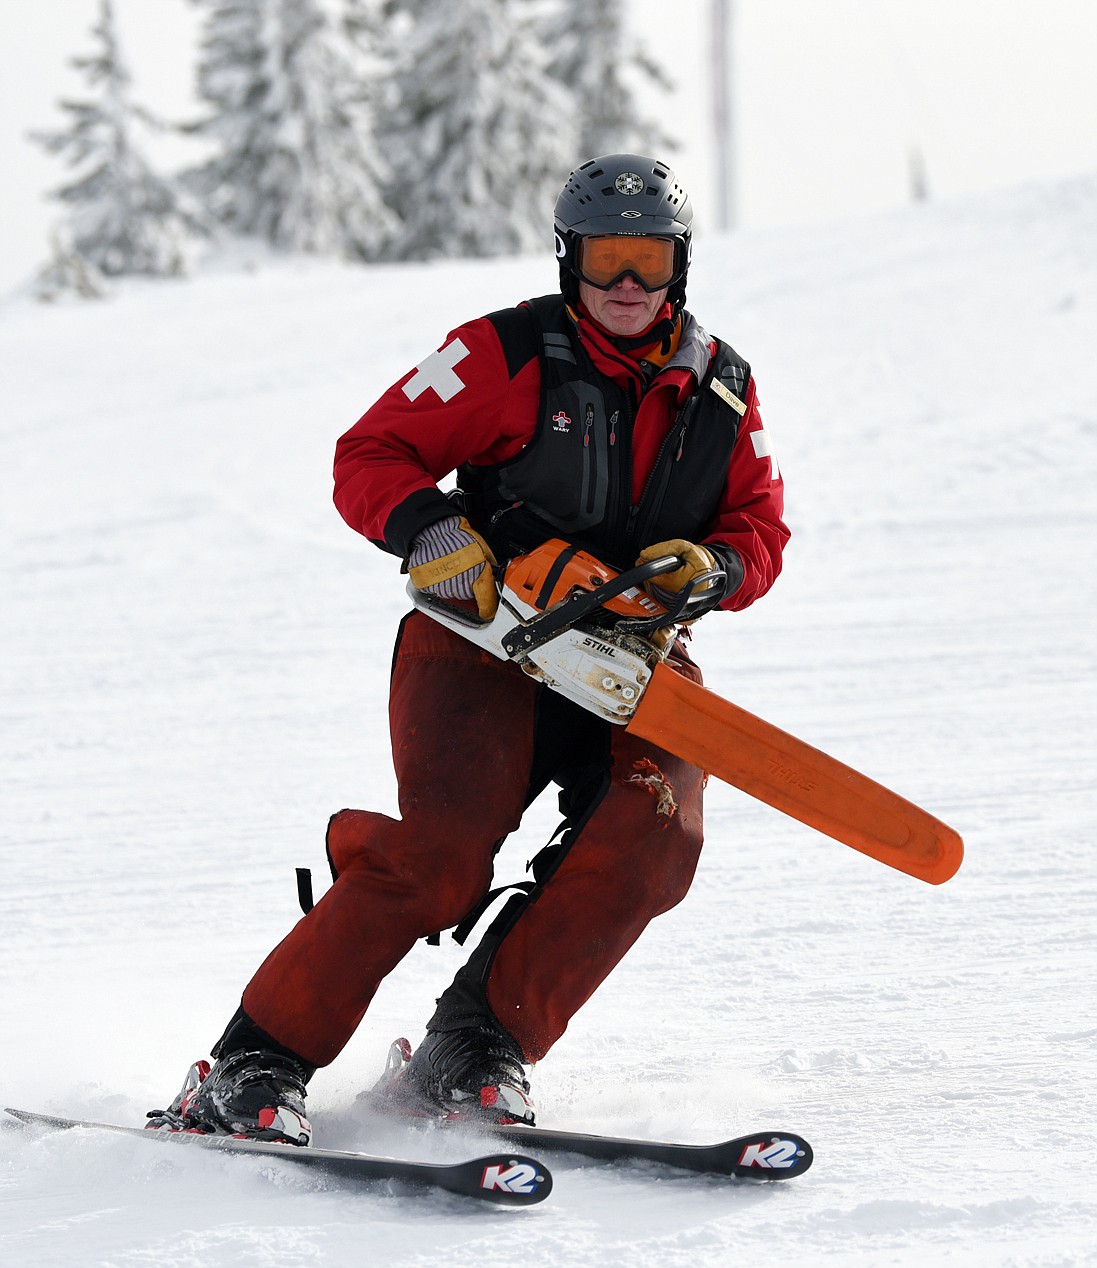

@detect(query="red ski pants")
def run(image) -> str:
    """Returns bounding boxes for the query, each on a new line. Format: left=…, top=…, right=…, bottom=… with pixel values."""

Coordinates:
left=241, top=612, right=706, bottom=1067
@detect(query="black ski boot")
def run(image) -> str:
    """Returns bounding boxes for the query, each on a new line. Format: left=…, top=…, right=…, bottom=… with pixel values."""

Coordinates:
left=387, top=1022, right=536, bottom=1125
left=146, top=1050, right=312, bottom=1145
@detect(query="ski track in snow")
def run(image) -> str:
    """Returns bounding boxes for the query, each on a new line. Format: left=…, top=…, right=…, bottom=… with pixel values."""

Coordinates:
left=2, top=178, right=1096, bottom=1266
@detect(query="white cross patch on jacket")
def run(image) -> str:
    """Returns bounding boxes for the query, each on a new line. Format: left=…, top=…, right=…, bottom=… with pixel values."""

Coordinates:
left=401, top=339, right=470, bottom=403
left=750, top=424, right=780, bottom=482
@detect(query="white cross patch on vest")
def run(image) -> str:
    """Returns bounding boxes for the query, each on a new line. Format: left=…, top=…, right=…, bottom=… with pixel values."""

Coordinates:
left=401, top=338, right=470, bottom=403
left=750, top=425, right=780, bottom=482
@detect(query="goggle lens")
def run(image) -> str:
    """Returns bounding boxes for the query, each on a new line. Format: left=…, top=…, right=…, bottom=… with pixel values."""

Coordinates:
left=576, top=236, right=678, bottom=291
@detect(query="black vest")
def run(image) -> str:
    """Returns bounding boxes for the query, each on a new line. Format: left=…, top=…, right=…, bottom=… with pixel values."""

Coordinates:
left=458, top=295, right=751, bottom=569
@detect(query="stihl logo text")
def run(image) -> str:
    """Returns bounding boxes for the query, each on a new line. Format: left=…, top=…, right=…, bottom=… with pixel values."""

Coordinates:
left=480, top=1162, right=544, bottom=1194
left=765, top=759, right=816, bottom=793
left=581, top=636, right=616, bottom=657
left=738, top=1138, right=802, bottom=1169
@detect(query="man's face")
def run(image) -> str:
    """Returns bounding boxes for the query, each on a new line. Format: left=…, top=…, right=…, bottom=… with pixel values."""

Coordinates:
left=578, top=276, right=669, bottom=337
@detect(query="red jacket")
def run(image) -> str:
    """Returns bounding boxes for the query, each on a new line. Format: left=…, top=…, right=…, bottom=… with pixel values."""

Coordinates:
left=333, top=300, right=788, bottom=613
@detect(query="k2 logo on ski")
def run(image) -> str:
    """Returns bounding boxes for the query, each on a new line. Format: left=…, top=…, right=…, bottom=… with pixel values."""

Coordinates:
left=738, top=1138, right=803, bottom=1169
left=480, top=1161, right=545, bottom=1194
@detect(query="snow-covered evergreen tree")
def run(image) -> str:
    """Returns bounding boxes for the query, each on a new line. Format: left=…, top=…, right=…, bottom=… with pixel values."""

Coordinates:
left=31, top=0, right=206, bottom=286
left=35, top=227, right=109, bottom=302
left=542, top=0, right=676, bottom=158
left=342, top=0, right=389, bottom=52
left=341, top=0, right=402, bottom=181
left=382, top=0, right=573, bottom=261
left=186, top=0, right=396, bottom=260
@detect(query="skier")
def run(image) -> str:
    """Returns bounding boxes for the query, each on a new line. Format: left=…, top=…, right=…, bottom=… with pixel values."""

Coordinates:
left=149, top=155, right=789, bottom=1144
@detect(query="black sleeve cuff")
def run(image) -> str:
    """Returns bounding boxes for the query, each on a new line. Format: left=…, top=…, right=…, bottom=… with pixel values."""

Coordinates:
left=383, top=488, right=458, bottom=558
left=706, top=542, right=746, bottom=600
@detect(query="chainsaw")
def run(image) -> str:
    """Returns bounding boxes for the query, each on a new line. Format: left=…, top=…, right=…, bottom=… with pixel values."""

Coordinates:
left=409, top=538, right=963, bottom=886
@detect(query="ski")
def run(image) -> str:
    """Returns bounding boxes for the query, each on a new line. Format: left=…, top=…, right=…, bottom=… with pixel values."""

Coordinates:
left=2, top=1107, right=552, bottom=1206
left=367, top=1040, right=811, bottom=1181
left=440, top=1119, right=814, bottom=1180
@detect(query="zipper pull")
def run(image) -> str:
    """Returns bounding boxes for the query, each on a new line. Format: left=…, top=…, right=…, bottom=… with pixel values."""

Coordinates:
left=583, top=403, right=594, bottom=448
left=675, top=416, right=690, bottom=461
left=609, top=410, right=618, bottom=447
left=490, top=500, right=523, bottom=524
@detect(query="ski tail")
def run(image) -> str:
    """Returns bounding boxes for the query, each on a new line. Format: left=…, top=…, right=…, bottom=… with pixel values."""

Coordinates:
left=627, top=662, right=963, bottom=885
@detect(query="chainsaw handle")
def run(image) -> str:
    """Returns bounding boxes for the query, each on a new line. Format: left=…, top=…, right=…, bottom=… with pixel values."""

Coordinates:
left=405, top=550, right=662, bottom=633
left=616, top=563, right=727, bottom=634
left=500, top=554, right=721, bottom=658
left=410, top=587, right=491, bottom=628
left=405, top=553, right=663, bottom=634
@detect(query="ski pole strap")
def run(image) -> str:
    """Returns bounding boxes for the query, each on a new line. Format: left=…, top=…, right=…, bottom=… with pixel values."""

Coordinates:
left=296, top=868, right=315, bottom=915
left=421, top=881, right=537, bottom=948
left=452, top=882, right=536, bottom=945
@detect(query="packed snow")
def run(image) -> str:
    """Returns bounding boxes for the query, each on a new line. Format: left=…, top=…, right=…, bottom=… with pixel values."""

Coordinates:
left=2, top=174, right=1095, bottom=1266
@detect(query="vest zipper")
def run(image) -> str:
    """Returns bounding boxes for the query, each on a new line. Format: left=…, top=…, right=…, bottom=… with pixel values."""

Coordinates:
left=582, top=403, right=597, bottom=514
left=675, top=414, right=691, bottom=460
left=610, top=393, right=635, bottom=559
left=630, top=405, right=690, bottom=553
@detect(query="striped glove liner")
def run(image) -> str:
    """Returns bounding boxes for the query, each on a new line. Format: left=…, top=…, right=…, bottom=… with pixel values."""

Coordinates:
left=407, top=515, right=498, bottom=620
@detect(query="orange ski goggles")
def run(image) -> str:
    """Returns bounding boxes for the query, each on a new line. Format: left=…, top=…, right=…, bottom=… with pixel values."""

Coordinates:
left=575, top=235, right=683, bottom=292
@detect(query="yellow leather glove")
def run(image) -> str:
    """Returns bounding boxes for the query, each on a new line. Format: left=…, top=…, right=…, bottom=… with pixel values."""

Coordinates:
left=635, top=539, right=719, bottom=605
left=407, top=515, right=499, bottom=619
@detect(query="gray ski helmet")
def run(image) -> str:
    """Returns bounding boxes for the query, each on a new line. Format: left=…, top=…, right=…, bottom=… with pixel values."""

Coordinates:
left=554, top=154, right=694, bottom=310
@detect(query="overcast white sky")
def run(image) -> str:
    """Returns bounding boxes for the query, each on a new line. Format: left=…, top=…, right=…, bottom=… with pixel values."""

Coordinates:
left=1, top=0, right=1095, bottom=293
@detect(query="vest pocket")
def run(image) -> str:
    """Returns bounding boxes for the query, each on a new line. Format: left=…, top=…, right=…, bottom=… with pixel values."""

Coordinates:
left=497, top=383, right=610, bottom=534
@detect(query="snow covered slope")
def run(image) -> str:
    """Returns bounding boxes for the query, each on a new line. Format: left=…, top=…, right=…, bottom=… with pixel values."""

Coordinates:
left=2, top=175, right=1096, bottom=1266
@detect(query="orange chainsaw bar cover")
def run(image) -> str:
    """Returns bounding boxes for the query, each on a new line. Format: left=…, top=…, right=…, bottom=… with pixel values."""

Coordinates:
left=627, top=663, right=963, bottom=885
